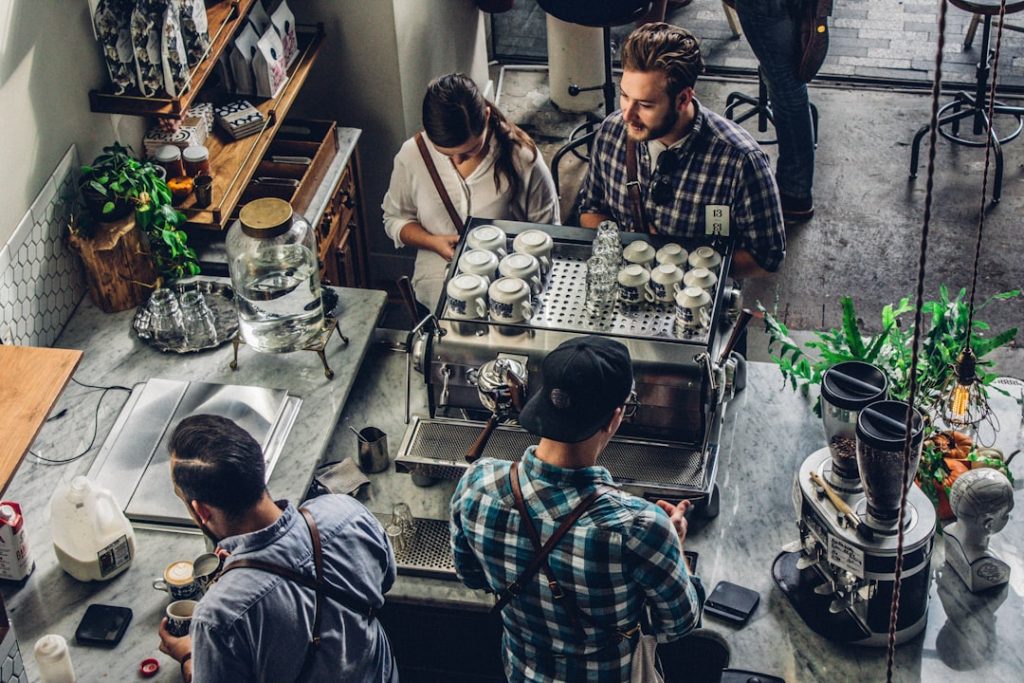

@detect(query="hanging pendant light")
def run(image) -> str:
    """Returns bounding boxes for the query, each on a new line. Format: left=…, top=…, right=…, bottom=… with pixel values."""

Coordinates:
left=940, top=346, right=992, bottom=429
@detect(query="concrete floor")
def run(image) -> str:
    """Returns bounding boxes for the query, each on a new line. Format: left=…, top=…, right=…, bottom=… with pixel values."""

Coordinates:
left=494, top=67, right=1024, bottom=379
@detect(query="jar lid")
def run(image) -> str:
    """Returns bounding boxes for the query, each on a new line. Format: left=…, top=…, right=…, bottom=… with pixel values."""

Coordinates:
left=182, top=145, right=209, bottom=162
left=856, top=400, right=924, bottom=452
left=154, top=145, right=182, bottom=162
left=239, top=198, right=293, bottom=238
left=822, top=361, right=888, bottom=411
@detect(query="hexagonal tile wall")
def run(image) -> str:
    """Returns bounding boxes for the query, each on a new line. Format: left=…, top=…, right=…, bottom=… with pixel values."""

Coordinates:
left=0, top=145, right=86, bottom=347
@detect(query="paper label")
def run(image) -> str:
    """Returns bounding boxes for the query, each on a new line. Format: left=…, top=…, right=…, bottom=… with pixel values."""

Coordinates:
left=828, top=535, right=865, bottom=579
left=98, top=534, right=132, bottom=577
left=705, top=205, right=730, bottom=237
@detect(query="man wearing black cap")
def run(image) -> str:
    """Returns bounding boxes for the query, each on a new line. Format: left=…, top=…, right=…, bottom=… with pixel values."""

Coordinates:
left=450, top=335, right=703, bottom=682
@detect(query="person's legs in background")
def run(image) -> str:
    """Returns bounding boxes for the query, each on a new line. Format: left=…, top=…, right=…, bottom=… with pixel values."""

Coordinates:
left=733, top=0, right=816, bottom=221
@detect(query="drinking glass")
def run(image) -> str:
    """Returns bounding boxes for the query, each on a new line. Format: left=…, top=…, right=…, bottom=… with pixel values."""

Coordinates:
left=392, top=502, right=417, bottom=536
left=148, top=289, right=184, bottom=344
left=386, top=524, right=408, bottom=554
left=180, top=290, right=217, bottom=348
left=586, top=256, right=616, bottom=311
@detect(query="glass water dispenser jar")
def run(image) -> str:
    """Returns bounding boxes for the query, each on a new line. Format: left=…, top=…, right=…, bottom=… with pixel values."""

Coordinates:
left=227, top=198, right=324, bottom=353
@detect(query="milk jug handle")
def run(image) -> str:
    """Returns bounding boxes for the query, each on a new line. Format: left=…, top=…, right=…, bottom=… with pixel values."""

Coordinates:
left=94, top=491, right=124, bottom=535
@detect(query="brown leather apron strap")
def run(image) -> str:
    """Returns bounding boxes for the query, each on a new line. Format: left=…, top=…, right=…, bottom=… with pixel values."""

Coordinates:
left=218, top=507, right=376, bottom=683
left=415, top=132, right=465, bottom=234
left=625, top=136, right=646, bottom=234
left=491, top=464, right=603, bottom=634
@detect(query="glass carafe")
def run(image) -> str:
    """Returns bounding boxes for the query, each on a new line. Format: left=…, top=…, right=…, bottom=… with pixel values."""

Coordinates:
left=226, top=198, right=324, bottom=353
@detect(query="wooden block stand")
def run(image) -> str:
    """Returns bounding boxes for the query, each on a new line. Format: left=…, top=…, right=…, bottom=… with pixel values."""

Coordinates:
left=69, top=215, right=158, bottom=313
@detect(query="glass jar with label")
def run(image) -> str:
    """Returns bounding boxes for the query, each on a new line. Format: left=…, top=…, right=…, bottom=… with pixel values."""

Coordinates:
left=226, top=198, right=324, bottom=352
left=153, top=145, right=185, bottom=179
left=182, top=145, right=210, bottom=177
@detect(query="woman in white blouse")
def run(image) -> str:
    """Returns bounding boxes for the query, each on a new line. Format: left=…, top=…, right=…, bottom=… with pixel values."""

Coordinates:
left=382, top=73, right=560, bottom=311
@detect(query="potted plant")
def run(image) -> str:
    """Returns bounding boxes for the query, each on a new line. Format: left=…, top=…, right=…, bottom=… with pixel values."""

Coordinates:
left=70, top=143, right=200, bottom=311
left=758, top=287, right=1019, bottom=516
left=79, top=142, right=155, bottom=223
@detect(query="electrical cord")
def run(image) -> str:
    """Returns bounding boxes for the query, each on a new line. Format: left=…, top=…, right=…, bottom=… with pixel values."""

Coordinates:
left=29, top=378, right=140, bottom=466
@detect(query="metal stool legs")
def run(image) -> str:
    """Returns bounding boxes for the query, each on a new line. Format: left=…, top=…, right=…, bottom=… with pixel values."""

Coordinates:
left=909, top=14, right=1024, bottom=204
left=724, top=70, right=819, bottom=147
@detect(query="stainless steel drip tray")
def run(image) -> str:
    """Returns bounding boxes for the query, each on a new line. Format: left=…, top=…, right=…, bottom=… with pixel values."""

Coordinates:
left=394, top=417, right=714, bottom=499
left=87, top=378, right=301, bottom=529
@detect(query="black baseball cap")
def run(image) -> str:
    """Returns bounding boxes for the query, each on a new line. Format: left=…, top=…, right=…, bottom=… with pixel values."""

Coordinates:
left=518, top=336, right=634, bottom=443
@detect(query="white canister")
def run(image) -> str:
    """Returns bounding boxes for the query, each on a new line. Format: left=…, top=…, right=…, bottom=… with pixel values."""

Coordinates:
left=512, top=229, right=554, bottom=274
left=488, top=277, right=533, bottom=323
left=34, top=634, right=75, bottom=683
left=683, top=267, right=718, bottom=295
left=50, top=476, right=136, bottom=582
left=688, top=245, right=722, bottom=274
left=466, top=225, right=508, bottom=259
left=498, top=253, right=543, bottom=295
left=622, top=240, right=656, bottom=270
left=446, top=273, right=489, bottom=320
left=656, top=242, right=688, bottom=268
left=457, top=249, right=499, bottom=283
left=650, top=264, right=685, bottom=304
left=617, top=264, right=655, bottom=305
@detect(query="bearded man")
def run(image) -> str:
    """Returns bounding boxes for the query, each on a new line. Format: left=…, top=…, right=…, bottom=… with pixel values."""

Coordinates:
left=578, top=23, right=786, bottom=278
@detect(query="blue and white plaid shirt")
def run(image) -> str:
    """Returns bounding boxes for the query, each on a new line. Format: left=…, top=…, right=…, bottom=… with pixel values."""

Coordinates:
left=578, top=99, right=786, bottom=272
left=450, top=448, right=703, bottom=682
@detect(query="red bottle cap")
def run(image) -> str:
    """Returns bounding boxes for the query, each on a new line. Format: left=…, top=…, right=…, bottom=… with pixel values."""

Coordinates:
left=140, top=658, right=160, bottom=677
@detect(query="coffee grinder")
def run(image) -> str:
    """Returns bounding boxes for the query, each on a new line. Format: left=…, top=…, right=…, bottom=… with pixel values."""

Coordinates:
left=774, top=362, right=937, bottom=645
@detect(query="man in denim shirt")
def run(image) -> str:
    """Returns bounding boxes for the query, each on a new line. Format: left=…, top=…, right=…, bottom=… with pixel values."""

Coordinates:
left=157, top=415, right=397, bottom=682
left=450, top=336, right=703, bottom=682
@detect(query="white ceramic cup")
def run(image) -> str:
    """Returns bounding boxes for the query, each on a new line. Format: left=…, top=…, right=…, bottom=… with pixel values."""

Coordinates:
left=688, top=246, right=722, bottom=273
left=683, top=267, right=718, bottom=295
left=675, top=286, right=712, bottom=333
left=457, top=249, right=500, bottom=283
left=466, top=225, right=507, bottom=259
left=498, top=253, right=543, bottom=295
left=488, top=277, right=533, bottom=323
left=512, top=229, right=553, bottom=274
left=153, top=560, right=196, bottom=601
left=656, top=243, right=688, bottom=268
left=650, top=264, right=685, bottom=304
left=446, top=273, right=489, bottom=320
left=617, top=264, right=655, bottom=305
left=622, top=240, right=656, bottom=270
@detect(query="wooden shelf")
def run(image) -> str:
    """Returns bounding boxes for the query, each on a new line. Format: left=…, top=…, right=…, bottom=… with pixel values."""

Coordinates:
left=89, top=0, right=256, bottom=117
left=181, top=25, right=325, bottom=231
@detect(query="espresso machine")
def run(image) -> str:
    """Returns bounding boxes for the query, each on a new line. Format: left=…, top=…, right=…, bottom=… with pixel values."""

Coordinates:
left=774, top=362, right=936, bottom=645
left=396, top=219, right=748, bottom=511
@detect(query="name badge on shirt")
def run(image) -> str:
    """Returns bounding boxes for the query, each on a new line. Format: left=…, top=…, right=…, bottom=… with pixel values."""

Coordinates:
left=705, top=205, right=730, bottom=237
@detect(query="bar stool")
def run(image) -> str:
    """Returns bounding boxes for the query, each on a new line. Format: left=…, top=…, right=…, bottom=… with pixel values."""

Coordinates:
left=540, top=1, right=654, bottom=195
left=724, top=69, right=819, bottom=147
left=909, top=0, right=1024, bottom=204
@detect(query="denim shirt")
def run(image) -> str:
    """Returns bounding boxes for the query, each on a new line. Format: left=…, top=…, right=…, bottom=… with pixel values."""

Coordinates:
left=191, top=496, right=398, bottom=683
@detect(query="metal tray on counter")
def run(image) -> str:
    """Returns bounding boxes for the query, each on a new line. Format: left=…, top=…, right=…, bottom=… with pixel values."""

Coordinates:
left=133, top=280, right=238, bottom=354
left=133, top=282, right=340, bottom=354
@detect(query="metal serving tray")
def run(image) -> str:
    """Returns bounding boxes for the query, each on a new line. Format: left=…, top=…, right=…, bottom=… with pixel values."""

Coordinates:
left=439, top=219, right=733, bottom=347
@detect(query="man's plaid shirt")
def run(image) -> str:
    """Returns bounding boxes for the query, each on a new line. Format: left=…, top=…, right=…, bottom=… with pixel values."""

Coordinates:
left=578, top=99, right=786, bottom=272
left=450, top=448, right=703, bottom=682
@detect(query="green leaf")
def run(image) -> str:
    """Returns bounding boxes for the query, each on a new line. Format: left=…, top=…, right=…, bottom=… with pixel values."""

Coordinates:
left=973, top=328, right=1019, bottom=358
left=101, top=201, right=115, bottom=214
left=88, top=180, right=107, bottom=195
left=841, top=297, right=866, bottom=357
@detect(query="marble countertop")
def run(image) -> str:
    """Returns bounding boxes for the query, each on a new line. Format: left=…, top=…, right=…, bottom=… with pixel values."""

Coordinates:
left=1, top=286, right=385, bottom=682
left=340, top=348, right=1024, bottom=682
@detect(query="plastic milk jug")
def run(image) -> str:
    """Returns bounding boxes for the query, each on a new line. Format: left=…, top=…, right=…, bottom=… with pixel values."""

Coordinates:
left=50, top=476, right=135, bottom=581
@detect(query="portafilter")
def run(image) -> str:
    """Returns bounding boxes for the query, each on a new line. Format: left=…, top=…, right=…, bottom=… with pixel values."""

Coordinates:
left=465, top=357, right=528, bottom=462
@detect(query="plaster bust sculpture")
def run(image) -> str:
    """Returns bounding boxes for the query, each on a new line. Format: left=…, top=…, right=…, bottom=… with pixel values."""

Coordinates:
left=944, top=468, right=1015, bottom=592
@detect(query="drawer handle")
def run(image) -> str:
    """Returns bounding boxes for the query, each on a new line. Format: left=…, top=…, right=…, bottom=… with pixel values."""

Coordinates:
left=340, top=191, right=355, bottom=210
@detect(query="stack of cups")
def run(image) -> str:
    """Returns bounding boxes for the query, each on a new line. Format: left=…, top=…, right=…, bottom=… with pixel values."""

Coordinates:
left=592, top=221, right=622, bottom=269
left=586, top=255, right=617, bottom=312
